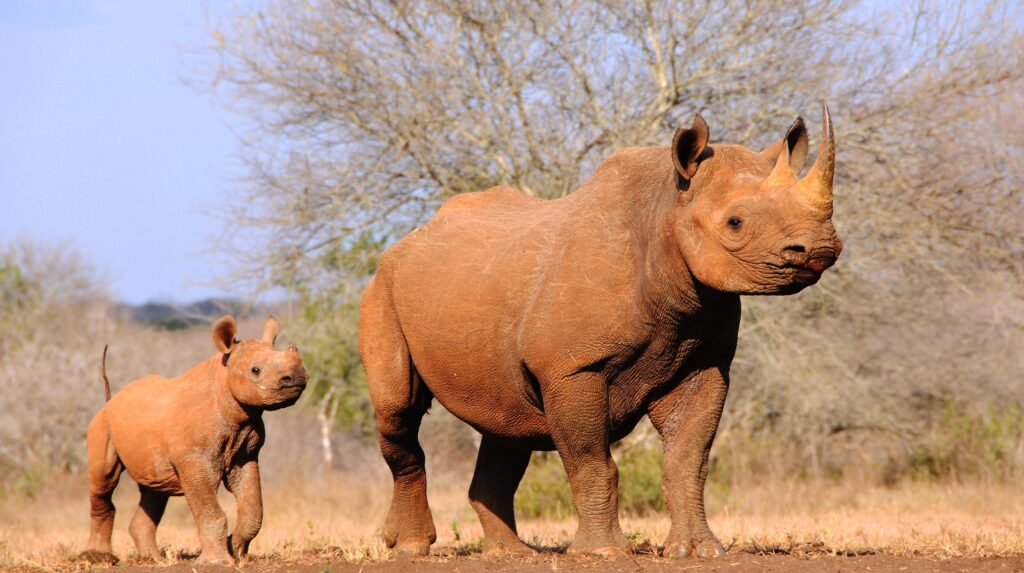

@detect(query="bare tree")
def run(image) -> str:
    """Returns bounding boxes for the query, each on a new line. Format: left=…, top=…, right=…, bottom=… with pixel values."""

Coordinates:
left=198, top=0, right=1024, bottom=479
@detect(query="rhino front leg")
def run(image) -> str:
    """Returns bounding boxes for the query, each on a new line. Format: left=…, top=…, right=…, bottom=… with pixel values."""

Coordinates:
left=647, top=366, right=729, bottom=559
left=545, top=373, right=629, bottom=556
left=178, top=460, right=234, bottom=565
left=225, top=458, right=262, bottom=560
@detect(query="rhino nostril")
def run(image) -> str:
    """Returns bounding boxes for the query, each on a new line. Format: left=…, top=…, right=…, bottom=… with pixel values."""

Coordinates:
left=782, top=244, right=808, bottom=264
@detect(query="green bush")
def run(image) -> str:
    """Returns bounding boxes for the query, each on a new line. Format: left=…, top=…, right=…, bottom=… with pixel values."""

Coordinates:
left=615, top=446, right=664, bottom=515
left=515, top=452, right=574, bottom=520
left=514, top=446, right=667, bottom=520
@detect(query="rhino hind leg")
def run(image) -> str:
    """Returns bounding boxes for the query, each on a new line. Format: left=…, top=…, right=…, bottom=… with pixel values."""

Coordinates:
left=82, top=415, right=124, bottom=563
left=468, top=438, right=534, bottom=555
left=375, top=373, right=436, bottom=557
left=361, top=280, right=437, bottom=557
left=128, top=485, right=168, bottom=561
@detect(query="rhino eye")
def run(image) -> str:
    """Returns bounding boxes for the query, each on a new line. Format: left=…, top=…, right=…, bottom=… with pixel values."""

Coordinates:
left=727, top=216, right=743, bottom=230
left=251, top=366, right=261, bottom=376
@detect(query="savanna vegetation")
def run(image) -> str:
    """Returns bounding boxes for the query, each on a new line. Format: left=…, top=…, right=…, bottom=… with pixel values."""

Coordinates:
left=2, top=0, right=1023, bottom=570
left=197, top=0, right=1024, bottom=484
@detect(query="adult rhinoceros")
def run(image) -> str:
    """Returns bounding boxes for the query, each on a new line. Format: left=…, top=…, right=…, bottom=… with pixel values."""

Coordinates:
left=359, top=104, right=842, bottom=558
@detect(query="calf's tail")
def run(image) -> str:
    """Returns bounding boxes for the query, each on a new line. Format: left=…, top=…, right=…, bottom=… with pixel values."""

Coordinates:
left=101, top=345, right=111, bottom=402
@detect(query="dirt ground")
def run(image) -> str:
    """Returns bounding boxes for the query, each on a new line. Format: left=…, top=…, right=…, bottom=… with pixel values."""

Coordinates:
left=6, top=470, right=1024, bottom=572
left=73, top=550, right=1024, bottom=573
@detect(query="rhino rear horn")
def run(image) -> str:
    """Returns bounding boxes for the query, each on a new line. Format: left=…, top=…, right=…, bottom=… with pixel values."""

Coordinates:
left=262, top=316, right=280, bottom=346
left=761, top=116, right=809, bottom=175
left=796, top=101, right=836, bottom=212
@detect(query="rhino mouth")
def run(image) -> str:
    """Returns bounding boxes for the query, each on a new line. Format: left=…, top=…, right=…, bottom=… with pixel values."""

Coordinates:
left=771, top=257, right=834, bottom=292
left=780, top=253, right=836, bottom=277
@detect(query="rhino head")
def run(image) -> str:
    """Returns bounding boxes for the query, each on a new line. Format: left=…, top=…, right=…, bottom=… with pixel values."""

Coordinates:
left=671, top=102, right=842, bottom=295
left=212, top=315, right=308, bottom=411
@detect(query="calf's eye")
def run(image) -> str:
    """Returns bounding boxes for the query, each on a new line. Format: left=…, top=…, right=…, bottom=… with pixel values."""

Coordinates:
left=251, top=367, right=261, bottom=376
left=727, top=216, right=743, bottom=230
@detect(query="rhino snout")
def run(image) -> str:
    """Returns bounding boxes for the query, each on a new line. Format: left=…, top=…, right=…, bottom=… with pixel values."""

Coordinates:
left=277, top=370, right=307, bottom=389
left=780, top=241, right=839, bottom=274
left=781, top=243, right=810, bottom=267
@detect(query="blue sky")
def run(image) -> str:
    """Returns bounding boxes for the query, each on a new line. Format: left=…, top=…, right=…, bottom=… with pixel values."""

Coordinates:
left=0, top=0, right=239, bottom=304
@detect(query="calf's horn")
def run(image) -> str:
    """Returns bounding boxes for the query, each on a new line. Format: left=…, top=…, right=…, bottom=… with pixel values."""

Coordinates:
left=797, top=101, right=835, bottom=212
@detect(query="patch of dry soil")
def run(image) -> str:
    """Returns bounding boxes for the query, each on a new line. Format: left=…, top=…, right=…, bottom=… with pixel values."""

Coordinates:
left=82, top=551, right=1024, bottom=573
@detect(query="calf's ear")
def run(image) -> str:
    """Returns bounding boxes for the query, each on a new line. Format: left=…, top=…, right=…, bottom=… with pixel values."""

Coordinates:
left=262, top=316, right=280, bottom=346
left=672, top=114, right=709, bottom=182
left=212, top=315, right=238, bottom=354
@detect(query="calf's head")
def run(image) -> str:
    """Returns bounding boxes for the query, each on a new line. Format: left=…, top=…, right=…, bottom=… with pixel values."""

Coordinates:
left=211, top=315, right=307, bottom=410
left=672, top=103, right=843, bottom=295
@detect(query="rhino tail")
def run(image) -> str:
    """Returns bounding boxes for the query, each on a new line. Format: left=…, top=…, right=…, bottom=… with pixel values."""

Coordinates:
left=101, top=344, right=112, bottom=402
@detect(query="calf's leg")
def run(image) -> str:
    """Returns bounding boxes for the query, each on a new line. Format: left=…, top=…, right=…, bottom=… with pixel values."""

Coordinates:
left=225, top=458, right=263, bottom=559
left=129, top=486, right=168, bottom=560
left=468, top=438, right=533, bottom=555
left=178, top=460, right=234, bottom=564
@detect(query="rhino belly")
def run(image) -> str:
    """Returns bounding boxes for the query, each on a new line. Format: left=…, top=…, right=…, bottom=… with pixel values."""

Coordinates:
left=405, top=334, right=551, bottom=445
left=110, top=433, right=184, bottom=495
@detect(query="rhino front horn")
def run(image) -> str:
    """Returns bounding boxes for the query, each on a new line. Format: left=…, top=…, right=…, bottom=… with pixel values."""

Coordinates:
left=797, top=101, right=835, bottom=213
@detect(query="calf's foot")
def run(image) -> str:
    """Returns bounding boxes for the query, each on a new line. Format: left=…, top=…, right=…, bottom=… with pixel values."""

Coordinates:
left=228, top=534, right=254, bottom=561
left=133, top=548, right=164, bottom=562
left=79, top=550, right=119, bottom=564
left=394, top=541, right=431, bottom=557
left=196, top=548, right=236, bottom=565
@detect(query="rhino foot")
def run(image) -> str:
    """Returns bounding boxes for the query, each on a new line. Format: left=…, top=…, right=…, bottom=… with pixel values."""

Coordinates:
left=395, top=542, right=431, bottom=557
left=79, top=550, right=119, bottom=565
left=566, top=540, right=632, bottom=559
left=196, top=549, right=236, bottom=566
left=591, top=545, right=632, bottom=559
left=483, top=538, right=536, bottom=557
left=664, top=538, right=725, bottom=559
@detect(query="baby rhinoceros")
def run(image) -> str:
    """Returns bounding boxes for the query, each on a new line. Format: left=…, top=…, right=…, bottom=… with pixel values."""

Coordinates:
left=81, top=315, right=307, bottom=565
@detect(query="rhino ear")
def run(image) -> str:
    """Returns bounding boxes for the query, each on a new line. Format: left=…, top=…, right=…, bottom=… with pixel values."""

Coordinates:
left=761, top=117, right=809, bottom=174
left=672, top=114, right=709, bottom=183
left=212, top=315, right=238, bottom=354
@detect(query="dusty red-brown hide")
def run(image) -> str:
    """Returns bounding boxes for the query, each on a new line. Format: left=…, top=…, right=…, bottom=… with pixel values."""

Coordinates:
left=81, top=316, right=307, bottom=565
left=359, top=105, right=841, bottom=558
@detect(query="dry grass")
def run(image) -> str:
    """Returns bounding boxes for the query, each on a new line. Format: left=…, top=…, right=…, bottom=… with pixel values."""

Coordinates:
left=3, top=471, right=1023, bottom=571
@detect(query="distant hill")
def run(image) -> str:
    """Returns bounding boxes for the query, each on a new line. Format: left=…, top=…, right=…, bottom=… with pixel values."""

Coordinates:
left=112, top=297, right=253, bottom=331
